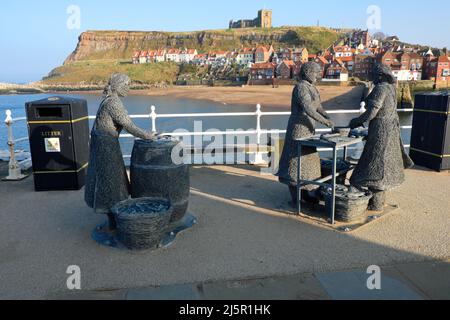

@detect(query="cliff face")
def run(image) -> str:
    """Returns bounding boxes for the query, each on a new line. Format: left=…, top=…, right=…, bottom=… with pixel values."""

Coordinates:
left=64, top=27, right=342, bottom=64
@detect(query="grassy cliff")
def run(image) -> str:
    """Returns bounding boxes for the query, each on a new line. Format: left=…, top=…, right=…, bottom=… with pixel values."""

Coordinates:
left=43, top=60, right=180, bottom=85
left=42, top=26, right=342, bottom=85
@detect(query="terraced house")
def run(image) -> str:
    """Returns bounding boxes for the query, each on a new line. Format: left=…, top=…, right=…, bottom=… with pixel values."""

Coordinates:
left=380, top=51, right=424, bottom=81
left=255, top=45, right=274, bottom=63
left=180, top=49, right=198, bottom=63
left=325, top=58, right=349, bottom=81
left=237, top=48, right=255, bottom=66
left=424, top=55, right=450, bottom=82
left=166, top=49, right=182, bottom=63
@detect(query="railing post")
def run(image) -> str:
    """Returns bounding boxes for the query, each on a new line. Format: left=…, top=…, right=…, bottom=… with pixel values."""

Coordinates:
left=251, top=104, right=266, bottom=165
left=150, top=105, right=157, bottom=133
left=3, top=110, right=27, bottom=181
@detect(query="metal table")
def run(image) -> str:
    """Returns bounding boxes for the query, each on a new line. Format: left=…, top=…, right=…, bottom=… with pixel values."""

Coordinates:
left=295, top=135, right=364, bottom=224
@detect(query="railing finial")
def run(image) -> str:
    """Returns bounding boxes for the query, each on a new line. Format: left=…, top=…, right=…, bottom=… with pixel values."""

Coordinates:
left=5, top=109, right=12, bottom=124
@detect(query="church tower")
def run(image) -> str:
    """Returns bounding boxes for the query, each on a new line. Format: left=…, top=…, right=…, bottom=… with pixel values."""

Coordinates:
left=258, top=9, right=272, bottom=28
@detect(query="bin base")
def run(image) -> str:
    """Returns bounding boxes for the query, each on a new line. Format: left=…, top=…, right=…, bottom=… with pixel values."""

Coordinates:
left=2, top=174, right=29, bottom=182
left=91, top=213, right=197, bottom=250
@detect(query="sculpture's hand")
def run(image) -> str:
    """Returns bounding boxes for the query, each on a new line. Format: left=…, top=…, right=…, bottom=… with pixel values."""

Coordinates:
left=324, top=119, right=334, bottom=128
left=349, top=118, right=362, bottom=129
left=143, top=131, right=156, bottom=140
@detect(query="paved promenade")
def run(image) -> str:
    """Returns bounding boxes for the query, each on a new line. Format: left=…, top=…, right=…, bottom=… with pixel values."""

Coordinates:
left=51, top=260, right=449, bottom=300
left=0, top=163, right=449, bottom=299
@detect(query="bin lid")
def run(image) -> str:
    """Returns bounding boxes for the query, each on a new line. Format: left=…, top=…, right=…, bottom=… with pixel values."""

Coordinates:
left=26, top=96, right=86, bottom=106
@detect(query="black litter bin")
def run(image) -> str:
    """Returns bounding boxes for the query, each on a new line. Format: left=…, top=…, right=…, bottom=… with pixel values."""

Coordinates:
left=26, top=96, right=89, bottom=191
left=410, top=91, right=450, bottom=172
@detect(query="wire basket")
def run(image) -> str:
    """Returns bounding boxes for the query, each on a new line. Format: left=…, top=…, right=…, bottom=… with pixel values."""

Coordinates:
left=112, top=198, right=172, bottom=250
left=321, top=186, right=373, bottom=223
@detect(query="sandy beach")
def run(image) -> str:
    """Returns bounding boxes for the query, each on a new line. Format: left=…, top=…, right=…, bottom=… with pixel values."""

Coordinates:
left=129, top=85, right=364, bottom=110
left=5, top=84, right=365, bottom=110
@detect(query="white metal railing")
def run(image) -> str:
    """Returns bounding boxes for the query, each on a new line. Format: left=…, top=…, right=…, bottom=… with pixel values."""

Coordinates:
left=3, top=104, right=414, bottom=180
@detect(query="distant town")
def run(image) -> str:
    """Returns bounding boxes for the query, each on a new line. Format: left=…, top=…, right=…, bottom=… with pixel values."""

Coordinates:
left=130, top=9, right=449, bottom=86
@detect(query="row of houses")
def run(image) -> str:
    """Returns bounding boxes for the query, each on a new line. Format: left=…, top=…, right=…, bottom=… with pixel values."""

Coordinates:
left=131, top=33, right=449, bottom=84
left=248, top=48, right=449, bottom=84
left=329, top=30, right=450, bottom=83
left=132, top=45, right=309, bottom=67
left=305, top=42, right=449, bottom=83
left=133, top=49, right=198, bottom=64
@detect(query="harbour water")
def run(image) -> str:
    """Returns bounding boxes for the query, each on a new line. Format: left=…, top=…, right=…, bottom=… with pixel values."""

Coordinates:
left=0, top=93, right=413, bottom=158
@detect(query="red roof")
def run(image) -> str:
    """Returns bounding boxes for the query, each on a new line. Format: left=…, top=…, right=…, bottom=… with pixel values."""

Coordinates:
left=338, top=56, right=354, bottom=62
left=240, top=47, right=255, bottom=54
left=282, top=60, right=295, bottom=67
left=167, top=49, right=181, bottom=54
left=334, top=45, right=352, bottom=52
left=438, top=56, right=450, bottom=63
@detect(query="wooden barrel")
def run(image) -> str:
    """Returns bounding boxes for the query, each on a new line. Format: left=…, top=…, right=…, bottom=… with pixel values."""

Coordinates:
left=130, top=138, right=190, bottom=223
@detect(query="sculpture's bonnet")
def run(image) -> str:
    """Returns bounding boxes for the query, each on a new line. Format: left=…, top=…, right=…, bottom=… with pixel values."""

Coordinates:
left=103, top=73, right=131, bottom=97
left=300, top=62, right=321, bottom=84
left=374, top=64, right=396, bottom=85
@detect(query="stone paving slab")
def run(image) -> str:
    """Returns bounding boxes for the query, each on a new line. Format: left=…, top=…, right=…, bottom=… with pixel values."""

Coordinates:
left=315, top=270, right=424, bottom=300
left=201, top=273, right=330, bottom=300
left=47, top=289, right=127, bottom=300
left=126, top=284, right=202, bottom=300
left=393, top=261, right=450, bottom=300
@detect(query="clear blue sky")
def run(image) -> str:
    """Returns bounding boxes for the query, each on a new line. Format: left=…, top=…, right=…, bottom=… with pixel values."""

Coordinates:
left=1, top=0, right=449, bottom=83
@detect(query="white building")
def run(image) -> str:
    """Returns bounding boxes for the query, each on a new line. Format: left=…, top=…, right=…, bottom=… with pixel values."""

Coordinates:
left=139, top=51, right=148, bottom=64
left=166, top=49, right=182, bottom=63
left=180, top=49, right=198, bottom=63
left=392, top=70, right=422, bottom=81
left=333, top=46, right=353, bottom=58
left=155, top=49, right=166, bottom=62
left=237, top=49, right=254, bottom=65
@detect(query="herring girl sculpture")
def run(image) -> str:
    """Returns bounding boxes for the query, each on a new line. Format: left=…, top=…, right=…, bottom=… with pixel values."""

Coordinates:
left=348, top=64, right=414, bottom=212
left=277, top=62, right=334, bottom=205
left=85, top=73, right=155, bottom=232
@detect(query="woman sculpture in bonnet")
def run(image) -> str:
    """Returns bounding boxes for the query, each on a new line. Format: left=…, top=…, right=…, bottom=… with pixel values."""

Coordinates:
left=85, top=73, right=155, bottom=233
left=277, top=62, right=334, bottom=206
left=348, top=64, right=414, bottom=212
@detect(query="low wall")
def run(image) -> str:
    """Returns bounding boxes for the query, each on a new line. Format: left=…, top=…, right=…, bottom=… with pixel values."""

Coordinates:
left=248, top=79, right=274, bottom=86
left=273, top=79, right=295, bottom=86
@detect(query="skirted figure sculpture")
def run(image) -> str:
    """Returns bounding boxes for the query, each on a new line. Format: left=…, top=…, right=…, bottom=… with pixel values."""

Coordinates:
left=85, top=73, right=154, bottom=233
left=277, top=62, right=334, bottom=205
left=348, top=64, right=414, bottom=212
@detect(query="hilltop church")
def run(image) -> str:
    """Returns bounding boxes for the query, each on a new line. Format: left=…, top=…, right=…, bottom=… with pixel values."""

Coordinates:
left=229, top=9, right=272, bottom=29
